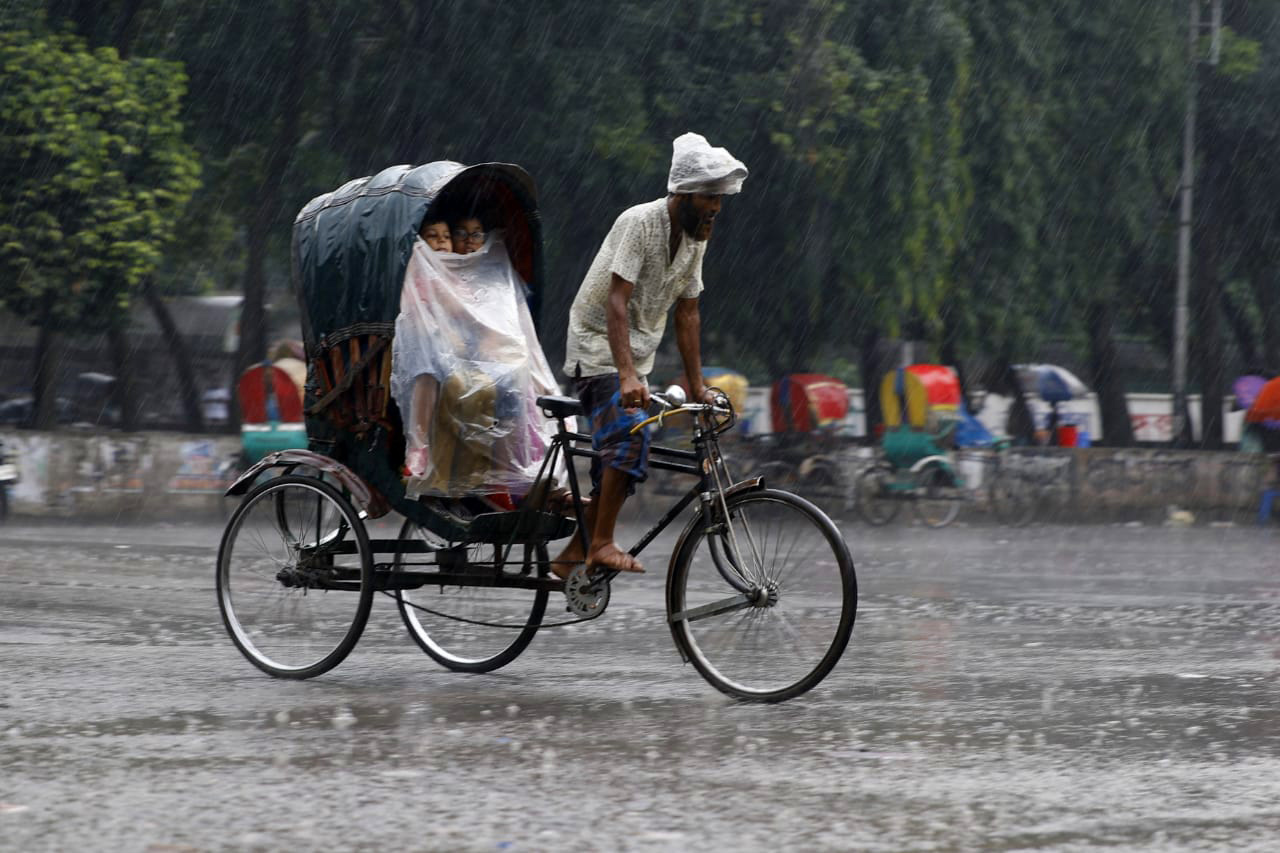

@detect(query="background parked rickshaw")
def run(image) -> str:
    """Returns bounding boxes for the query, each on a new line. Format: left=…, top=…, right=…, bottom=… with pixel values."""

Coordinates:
left=1014, top=363, right=1092, bottom=446
left=739, top=373, right=854, bottom=505
left=646, top=366, right=751, bottom=495
left=856, top=364, right=967, bottom=527
left=858, top=364, right=1048, bottom=527
left=236, top=360, right=307, bottom=464
left=213, top=160, right=857, bottom=701
left=661, top=366, right=750, bottom=441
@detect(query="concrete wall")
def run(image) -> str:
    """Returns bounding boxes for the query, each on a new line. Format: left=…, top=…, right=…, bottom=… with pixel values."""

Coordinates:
left=0, top=430, right=242, bottom=519
left=1, top=429, right=1275, bottom=523
left=983, top=447, right=1274, bottom=522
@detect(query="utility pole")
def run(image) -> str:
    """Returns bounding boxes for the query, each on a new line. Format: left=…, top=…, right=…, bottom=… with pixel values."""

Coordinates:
left=1173, top=0, right=1221, bottom=447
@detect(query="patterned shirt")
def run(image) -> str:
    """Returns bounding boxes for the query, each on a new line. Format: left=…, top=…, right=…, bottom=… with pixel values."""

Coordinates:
left=564, top=198, right=705, bottom=378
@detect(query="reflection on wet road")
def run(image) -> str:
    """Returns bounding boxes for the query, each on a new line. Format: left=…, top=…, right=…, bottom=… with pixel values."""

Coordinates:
left=2, top=517, right=1278, bottom=850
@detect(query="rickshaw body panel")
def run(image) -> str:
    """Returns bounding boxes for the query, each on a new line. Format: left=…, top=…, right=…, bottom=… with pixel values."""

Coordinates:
left=770, top=374, right=850, bottom=433
left=237, top=363, right=308, bottom=463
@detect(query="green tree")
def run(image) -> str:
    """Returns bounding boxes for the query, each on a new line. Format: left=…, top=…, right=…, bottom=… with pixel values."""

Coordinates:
left=1039, top=1, right=1182, bottom=446
left=1193, top=5, right=1278, bottom=448
left=0, top=29, right=199, bottom=427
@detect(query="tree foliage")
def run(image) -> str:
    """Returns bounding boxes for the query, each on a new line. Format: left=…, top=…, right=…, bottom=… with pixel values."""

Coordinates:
left=23, top=0, right=1280, bottom=443
left=0, top=29, right=199, bottom=328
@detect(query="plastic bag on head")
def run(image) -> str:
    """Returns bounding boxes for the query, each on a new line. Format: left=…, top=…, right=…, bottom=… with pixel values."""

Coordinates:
left=391, top=235, right=560, bottom=498
left=667, top=132, right=748, bottom=195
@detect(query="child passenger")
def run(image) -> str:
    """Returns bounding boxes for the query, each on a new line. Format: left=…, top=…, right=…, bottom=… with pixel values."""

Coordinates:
left=419, top=218, right=452, bottom=252
left=451, top=215, right=486, bottom=254
left=404, top=218, right=452, bottom=475
left=399, top=207, right=527, bottom=496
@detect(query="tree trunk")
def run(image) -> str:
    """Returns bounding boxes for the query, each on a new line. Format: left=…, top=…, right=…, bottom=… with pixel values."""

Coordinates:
left=1085, top=299, right=1134, bottom=447
left=1250, top=268, right=1280, bottom=374
left=939, top=308, right=972, bottom=411
left=110, top=0, right=145, bottom=57
left=1220, top=287, right=1261, bottom=372
left=31, top=299, right=64, bottom=430
left=859, top=329, right=883, bottom=443
left=1192, top=255, right=1226, bottom=450
left=143, top=281, right=205, bottom=432
left=108, top=324, right=142, bottom=431
left=232, top=2, right=310, bottom=426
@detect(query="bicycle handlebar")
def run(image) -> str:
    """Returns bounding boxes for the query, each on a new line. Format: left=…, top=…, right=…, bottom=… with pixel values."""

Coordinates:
left=630, top=389, right=733, bottom=435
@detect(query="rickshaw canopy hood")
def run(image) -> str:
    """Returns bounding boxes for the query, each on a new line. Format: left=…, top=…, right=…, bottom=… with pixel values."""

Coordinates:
left=291, top=161, right=542, bottom=353
left=771, top=374, right=850, bottom=433
left=879, top=364, right=961, bottom=429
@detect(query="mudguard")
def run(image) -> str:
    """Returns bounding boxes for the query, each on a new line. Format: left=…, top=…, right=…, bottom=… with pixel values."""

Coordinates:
left=908, top=455, right=953, bottom=475
left=224, top=449, right=385, bottom=518
left=664, top=477, right=765, bottom=579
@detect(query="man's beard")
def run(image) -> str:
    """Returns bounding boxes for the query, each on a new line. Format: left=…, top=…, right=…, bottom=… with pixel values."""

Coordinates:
left=677, top=196, right=709, bottom=239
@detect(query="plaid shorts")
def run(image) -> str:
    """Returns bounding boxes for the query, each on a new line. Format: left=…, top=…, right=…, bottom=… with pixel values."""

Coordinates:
left=574, top=373, right=650, bottom=497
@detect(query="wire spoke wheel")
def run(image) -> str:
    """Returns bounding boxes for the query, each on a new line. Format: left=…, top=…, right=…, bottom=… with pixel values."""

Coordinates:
left=855, top=465, right=900, bottom=526
left=800, top=462, right=849, bottom=512
left=914, top=464, right=962, bottom=528
left=394, top=518, right=548, bottom=673
left=668, top=488, right=856, bottom=702
left=990, top=466, right=1037, bottom=526
left=216, top=475, right=373, bottom=679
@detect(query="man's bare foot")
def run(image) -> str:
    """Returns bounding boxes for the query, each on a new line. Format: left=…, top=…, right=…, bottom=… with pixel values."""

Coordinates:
left=587, top=543, right=645, bottom=573
left=550, top=540, right=586, bottom=580
left=544, top=488, right=590, bottom=517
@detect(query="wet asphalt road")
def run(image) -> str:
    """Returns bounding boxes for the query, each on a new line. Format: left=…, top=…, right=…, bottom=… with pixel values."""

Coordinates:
left=2, top=509, right=1278, bottom=852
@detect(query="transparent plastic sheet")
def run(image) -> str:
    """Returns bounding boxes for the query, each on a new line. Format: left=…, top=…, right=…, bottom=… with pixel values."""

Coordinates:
left=391, top=236, right=560, bottom=498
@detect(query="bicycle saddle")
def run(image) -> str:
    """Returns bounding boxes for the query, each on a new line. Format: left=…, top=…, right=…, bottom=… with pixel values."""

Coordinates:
left=536, top=395, right=583, bottom=418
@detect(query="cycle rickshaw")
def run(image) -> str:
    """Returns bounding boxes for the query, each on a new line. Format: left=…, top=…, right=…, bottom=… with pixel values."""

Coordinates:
left=855, top=364, right=968, bottom=527
left=857, top=364, right=1045, bottom=527
left=215, top=161, right=857, bottom=702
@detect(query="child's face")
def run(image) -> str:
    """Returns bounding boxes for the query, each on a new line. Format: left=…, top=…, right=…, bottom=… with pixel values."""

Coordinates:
left=451, top=217, right=485, bottom=254
left=420, top=220, right=452, bottom=252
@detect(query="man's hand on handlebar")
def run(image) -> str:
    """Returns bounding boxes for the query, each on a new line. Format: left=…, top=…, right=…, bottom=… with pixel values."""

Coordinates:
left=619, top=374, right=650, bottom=410
left=689, top=385, right=723, bottom=407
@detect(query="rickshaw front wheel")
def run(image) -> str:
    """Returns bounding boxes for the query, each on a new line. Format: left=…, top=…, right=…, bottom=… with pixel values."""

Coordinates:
left=989, top=466, right=1037, bottom=527
left=855, top=464, right=901, bottom=526
left=914, top=464, right=962, bottom=528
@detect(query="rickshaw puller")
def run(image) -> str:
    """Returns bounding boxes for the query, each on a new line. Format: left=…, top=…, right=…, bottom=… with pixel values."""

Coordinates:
left=555, top=132, right=748, bottom=576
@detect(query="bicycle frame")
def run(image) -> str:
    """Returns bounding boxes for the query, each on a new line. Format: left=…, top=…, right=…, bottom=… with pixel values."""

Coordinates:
left=365, top=400, right=757, bottom=601
left=544, top=407, right=730, bottom=571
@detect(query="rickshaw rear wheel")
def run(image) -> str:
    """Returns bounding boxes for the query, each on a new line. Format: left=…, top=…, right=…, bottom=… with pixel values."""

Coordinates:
left=914, top=463, right=962, bottom=528
left=855, top=464, right=901, bottom=526
left=216, top=475, right=374, bottom=679
left=393, top=518, right=549, bottom=673
left=989, top=467, right=1037, bottom=527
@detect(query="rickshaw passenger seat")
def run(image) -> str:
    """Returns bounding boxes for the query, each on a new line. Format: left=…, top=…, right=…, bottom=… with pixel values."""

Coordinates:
left=537, top=395, right=583, bottom=419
